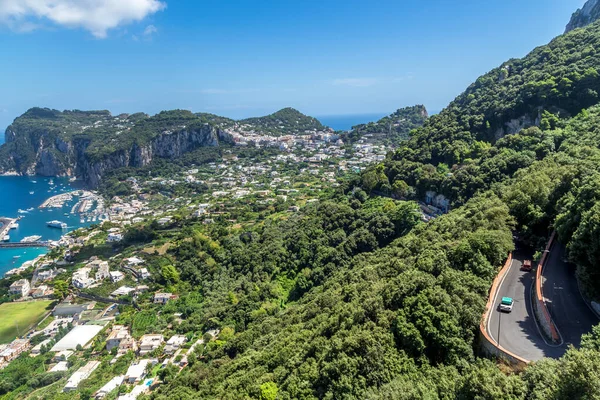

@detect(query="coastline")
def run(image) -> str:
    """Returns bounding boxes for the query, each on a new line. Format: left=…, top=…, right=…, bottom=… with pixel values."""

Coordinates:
left=0, top=176, right=95, bottom=278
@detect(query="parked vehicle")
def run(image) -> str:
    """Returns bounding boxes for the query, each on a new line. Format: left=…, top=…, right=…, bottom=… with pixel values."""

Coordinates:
left=499, top=297, right=514, bottom=313
left=521, top=260, right=533, bottom=272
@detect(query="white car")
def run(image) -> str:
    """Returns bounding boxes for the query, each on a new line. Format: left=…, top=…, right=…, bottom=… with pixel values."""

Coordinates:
left=499, top=297, right=514, bottom=313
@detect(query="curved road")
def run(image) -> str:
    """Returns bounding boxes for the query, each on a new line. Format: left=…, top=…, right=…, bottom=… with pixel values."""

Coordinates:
left=487, top=245, right=599, bottom=361
left=487, top=252, right=563, bottom=360
left=543, top=244, right=598, bottom=349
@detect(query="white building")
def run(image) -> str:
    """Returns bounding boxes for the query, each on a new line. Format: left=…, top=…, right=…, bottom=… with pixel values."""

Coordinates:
left=110, top=271, right=125, bottom=283
left=95, top=375, right=124, bottom=399
left=72, top=268, right=94, bottom=289
left=107, top=233, right=123, bottom=243
left=9, top=279, right=30, bottom=298
left=138, top=334, right=164, bottom=355
left=64, top=361, right=101, bottom=392
left=125, top=360, right=150, bottom=384
left=164, top=335, right=187, bottom=355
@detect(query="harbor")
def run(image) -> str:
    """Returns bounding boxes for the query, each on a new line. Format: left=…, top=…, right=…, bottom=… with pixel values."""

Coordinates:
left=0, top=177, right=96, bottom=277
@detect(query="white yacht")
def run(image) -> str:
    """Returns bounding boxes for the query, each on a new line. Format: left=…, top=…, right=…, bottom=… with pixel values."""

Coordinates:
left=47, top=220, right=68, bottom=229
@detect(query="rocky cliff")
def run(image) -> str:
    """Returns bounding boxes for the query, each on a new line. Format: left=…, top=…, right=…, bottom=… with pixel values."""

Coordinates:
left=0, top=108, right=233, bottom=187
left=566, top=0, right=600, bottom=33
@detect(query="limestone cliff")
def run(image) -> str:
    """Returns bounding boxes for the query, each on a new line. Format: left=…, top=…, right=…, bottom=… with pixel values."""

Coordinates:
left=566, top=0, right=600, bottom=33
left=0, top=108, right=233, bottom=187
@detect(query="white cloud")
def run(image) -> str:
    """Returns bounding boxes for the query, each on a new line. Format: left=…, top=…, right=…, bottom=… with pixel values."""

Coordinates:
left=0, top=0, right=166, bottom=38
left=143, top=24, right=157, bottom=36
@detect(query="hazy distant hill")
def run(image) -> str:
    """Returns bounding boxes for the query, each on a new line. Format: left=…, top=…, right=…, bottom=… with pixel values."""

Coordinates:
left=344, top=105, right=429, bottom=146
left=239, top=107, right=327, bottom=136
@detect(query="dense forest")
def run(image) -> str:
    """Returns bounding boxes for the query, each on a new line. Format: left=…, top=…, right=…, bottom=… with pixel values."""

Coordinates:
left=5, top=5, right=600, bottom=400
left=147, top=17, right=600, bottom=400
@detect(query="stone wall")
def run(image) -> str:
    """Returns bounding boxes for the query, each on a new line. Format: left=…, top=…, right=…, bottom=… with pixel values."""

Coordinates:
left=533, top=231, right=561, bottom=343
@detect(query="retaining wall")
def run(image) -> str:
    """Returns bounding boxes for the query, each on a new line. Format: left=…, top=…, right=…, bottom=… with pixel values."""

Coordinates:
left=533, top=231, right=561, bottom=343
left=479, top=253, right=529, bottom=367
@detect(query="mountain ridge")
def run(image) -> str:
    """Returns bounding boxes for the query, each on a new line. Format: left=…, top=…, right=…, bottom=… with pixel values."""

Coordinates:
left=566, top=0, right=600, bottom=33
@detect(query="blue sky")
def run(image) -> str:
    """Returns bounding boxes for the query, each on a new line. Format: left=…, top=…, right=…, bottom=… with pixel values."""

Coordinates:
left=0, top=0, right=588, bottom=129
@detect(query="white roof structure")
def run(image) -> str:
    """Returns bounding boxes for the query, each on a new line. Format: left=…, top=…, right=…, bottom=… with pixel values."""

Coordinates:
left=126, top=359, right=150, bottom=382
left=96, top=375, right=124, bottom=398
left=50, top=361, right=69, bottom=372
left=64, top=361, right=101, bottom=392
left=51, top=325, right=104, bottom=352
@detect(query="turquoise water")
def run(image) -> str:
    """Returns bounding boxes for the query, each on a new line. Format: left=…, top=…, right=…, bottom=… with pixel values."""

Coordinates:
left=0, top=176, right=89, bottom=276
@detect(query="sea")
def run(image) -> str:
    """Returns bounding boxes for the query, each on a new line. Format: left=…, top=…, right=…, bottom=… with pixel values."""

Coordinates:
left=317, top=113, right=388, bottom=131
left=0, top=132, right=92, bottom=276
left=0, top=113, right=381, bottom=275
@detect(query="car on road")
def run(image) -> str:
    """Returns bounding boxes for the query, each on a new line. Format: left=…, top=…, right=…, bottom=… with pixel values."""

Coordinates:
left=521, top=260, right=533, bottom=272
left=499, top=297, right=514, bottom=313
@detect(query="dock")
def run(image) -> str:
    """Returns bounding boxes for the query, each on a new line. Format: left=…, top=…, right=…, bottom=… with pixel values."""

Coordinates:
left=0, top=242, right=53, bottom=249
left=0, top=217, right=17, bottom=241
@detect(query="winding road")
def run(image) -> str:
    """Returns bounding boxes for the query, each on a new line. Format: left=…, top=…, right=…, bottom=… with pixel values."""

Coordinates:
left=487, top=245, right=599, bottom=362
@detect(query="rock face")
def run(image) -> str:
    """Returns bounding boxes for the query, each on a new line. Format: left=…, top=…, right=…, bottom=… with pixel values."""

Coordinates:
left=566, top=0, right=600, bottom=33
left=78, top=126, right=231, bottom=187
left=0, top=109, right=233, bottom=187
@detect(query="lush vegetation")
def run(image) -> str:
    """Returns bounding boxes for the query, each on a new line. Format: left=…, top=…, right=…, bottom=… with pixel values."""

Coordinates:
left=344, top=105, right=429, bottom=146
left=6, top=8, right=600, bottom=400
left=239, top=108, right=326, bottom=136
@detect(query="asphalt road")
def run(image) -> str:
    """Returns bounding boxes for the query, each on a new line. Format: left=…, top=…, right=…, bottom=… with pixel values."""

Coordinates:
left=487, top=252, right=565, bottom=361
left=543, top=243, right=599, bottom=349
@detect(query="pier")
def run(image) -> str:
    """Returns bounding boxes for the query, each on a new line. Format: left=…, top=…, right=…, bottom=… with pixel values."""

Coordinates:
left=0, top=217, right=17, bottom=241
left=0, top=242, right=53, bottom=249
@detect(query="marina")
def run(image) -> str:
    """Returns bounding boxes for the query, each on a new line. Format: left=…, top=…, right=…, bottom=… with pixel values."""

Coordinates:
left=0, top=177, right=95, bottom=276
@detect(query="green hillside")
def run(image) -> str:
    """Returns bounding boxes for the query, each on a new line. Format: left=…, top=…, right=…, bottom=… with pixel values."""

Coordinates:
left=240, top=107, right=327, bottom=136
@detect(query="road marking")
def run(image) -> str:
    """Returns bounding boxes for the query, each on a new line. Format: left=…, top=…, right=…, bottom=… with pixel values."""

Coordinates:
left=487, top=259, right=516, bottom=345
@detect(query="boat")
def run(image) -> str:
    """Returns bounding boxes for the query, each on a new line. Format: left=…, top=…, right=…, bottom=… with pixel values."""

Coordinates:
left=29, top=191, right=34, bottom=195
left=47, top=220, right=68, bottom=229
left=80, top=219, right=85, bottom=224
left=13, top=255, right=20, bottom=259
left=64, top=213, right=69, bottom=216
left=17, top=209, right=28, bottom=214
left=21, top=235, right=42, bottom=243
left=9, top=223, right=18, bottom=229
left=31, top=181, right=37, bottom=184
left=27, top=207, right=34, bottom=211
left=2, top=235, right=9, bottom=242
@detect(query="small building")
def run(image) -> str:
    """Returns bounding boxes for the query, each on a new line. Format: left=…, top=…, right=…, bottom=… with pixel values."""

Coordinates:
left=72, top=268, right=94, bottom=289
left=31, top=338, right=52, bottom=355
left=50, top=361, right=69, bottom=372
left=106, top=325, right=136, bottom=353
left=9, top=279, right=31, bottom=298
left=125, top=359, right=151, bottom=384
left=95, top=375, right=124, bottom=399
left=110, top=271, right=125, bottom=283
left=92, top=261, right=110, bottom=281
left=0, top=339, right=30, bottom=363
left=164, top=335, right=187, bottom=355
left=53, top=350, right=74, bottom=362
left=153, top=293, right=175, bottom=305
left=111, top=286, right=136, bottom=298
left=31, top=285, right=51, bottom=298
left=124, top=257, right=144, bottom=267
left=138, top=334, right=164, bottom=355
left=138, top=268, right=151, bottom=280
left=107, top=233, right=123, bottom=243
left=53, top=303, right=94, bottom=317
left=64, top=360, right=101, bottom=392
